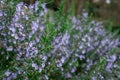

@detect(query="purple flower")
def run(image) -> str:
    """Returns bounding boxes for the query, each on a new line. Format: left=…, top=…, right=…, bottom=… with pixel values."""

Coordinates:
left=5, top=70, right=11, bottom=77
left=7, top=46, right=13, bottom=51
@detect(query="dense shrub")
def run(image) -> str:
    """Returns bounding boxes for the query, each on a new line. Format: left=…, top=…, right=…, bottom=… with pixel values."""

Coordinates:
left=0, top=0, right=120, bottom=80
